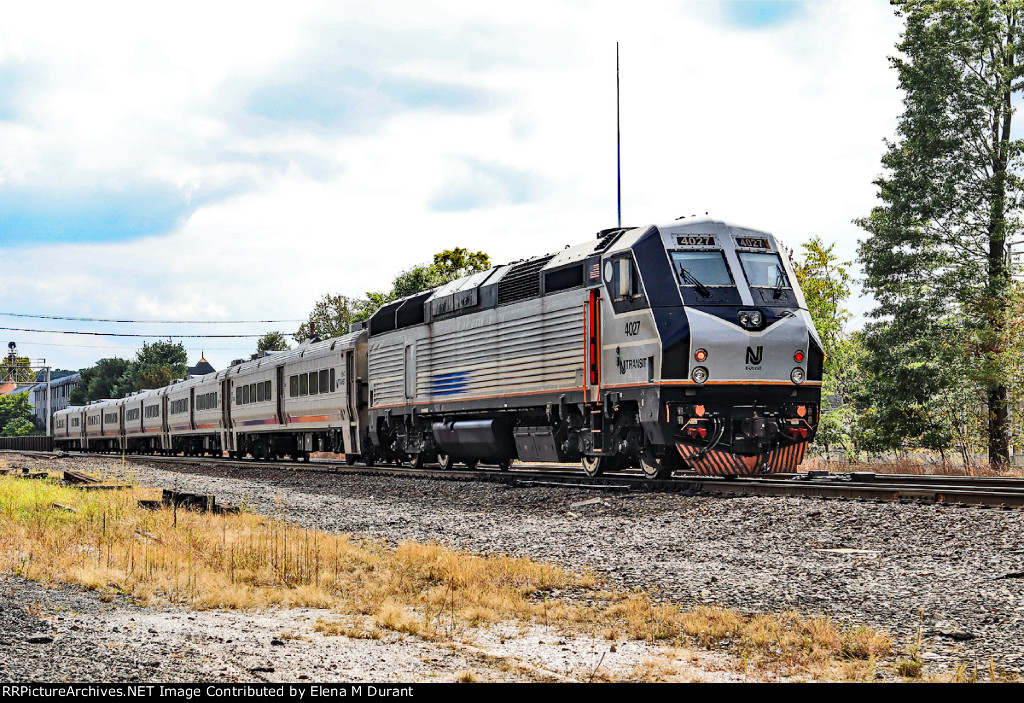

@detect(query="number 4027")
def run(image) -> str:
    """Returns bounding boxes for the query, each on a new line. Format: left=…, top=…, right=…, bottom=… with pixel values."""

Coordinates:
left=624, top=321, right=640, bottom=336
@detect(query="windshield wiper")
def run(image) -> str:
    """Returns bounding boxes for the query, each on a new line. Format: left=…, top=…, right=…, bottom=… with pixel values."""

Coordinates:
left=679, top=268, right=712, bottom=298
left=773, top=264, right=788, bottom=299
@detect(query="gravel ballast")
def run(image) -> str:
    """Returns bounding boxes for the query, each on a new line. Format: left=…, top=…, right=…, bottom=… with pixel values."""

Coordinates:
left=3, top=452, right=1023, bottom=680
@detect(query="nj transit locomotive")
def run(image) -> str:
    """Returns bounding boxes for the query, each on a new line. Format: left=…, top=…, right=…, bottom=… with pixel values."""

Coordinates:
left=53, top=218, right=822, bottom=478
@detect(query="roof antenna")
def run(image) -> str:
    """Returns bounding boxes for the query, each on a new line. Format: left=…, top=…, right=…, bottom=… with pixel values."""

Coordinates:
left=616, top=41, right=622, bottom=229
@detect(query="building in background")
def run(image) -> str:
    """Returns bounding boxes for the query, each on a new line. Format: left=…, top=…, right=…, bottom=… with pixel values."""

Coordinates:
left=28, top=373, right=81, bottom=424
left=188, top=354, right=216, bottom=377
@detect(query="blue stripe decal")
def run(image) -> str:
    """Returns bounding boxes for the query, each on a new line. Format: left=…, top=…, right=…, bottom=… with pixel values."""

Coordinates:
left=431, top=371, right=469, bottom=397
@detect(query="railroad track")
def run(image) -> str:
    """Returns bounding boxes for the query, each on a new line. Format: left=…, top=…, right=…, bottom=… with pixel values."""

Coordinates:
left=7, top=450, right=1024, bottom=509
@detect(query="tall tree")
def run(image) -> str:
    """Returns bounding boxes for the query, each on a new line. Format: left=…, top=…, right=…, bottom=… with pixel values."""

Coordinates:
left=0, top=392, right=35, bottom=436
left=71, top=342, right=189, bottom=404
left=793, top=238, right=863, bottom=457
left=295, top=248, right=492, bottom=342
left=122, top=341, right=188, bottom=394
left=429, top=247, right=492, bottom=284
left=389, top=247, right=492, bottom=298
left=857, top=0, right=1024, bottom=467
left=256, top=331, right=290, bottom=355
left=793, top=237, right=852, bottom=359
left=69, top=357, right=133, bottom=405
left=294, top=294, right=365, bottom=343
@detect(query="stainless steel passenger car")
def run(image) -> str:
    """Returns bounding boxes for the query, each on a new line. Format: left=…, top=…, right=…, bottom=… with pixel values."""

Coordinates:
left=364, top=218, right=822, bottom=477
left=53, top=405, right=84, bottom=451
left=82, top=399, right=121, bottom=453
left=213, top=330, right=368, bottom=460
left=52, top=334, right=369, bottom=461
left=121, top=388, right=164, bottom=453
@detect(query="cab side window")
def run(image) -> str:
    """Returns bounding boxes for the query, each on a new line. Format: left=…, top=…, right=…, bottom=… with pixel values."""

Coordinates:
left=614, top=256, right=639, bottom=300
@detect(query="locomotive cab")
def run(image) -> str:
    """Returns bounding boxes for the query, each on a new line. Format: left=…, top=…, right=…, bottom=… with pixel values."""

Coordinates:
left=597, top=218, right=822, bottom=476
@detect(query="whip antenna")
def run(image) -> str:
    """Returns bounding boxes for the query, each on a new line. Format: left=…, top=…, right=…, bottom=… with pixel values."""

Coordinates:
left=617, top=42, right=621, bottom=228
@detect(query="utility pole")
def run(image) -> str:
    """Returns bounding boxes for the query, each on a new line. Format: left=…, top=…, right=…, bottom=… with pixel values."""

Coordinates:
left=44, top=364, right=51, bottom=437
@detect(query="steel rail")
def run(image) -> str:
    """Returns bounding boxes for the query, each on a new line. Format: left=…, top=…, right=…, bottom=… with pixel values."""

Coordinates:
left=7, top=450, right=1024, bottom=508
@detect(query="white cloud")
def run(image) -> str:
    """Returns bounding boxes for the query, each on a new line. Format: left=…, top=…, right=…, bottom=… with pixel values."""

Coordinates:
left=0, top=0, right=903, bottom=371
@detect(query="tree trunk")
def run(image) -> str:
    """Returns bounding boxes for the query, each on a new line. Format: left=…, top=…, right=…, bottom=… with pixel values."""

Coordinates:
left=986, top=19, right=1014, bottom=470
left=989, top=384, right=1010, bottom=469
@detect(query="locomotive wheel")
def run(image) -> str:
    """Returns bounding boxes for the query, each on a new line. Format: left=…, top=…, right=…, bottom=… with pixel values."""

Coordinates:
left=581, top=455, right=606, bottom=478
left=496, top=458, right=512, bottom=472
left=409, top=452, right=425, bottom=469
left=640, top=452, right=673, bottom=480
left=463, top=459, right=479, bottom=470
left=345, top=454, right=358, bottom=466
left=437, top=452, right=455, bottom=470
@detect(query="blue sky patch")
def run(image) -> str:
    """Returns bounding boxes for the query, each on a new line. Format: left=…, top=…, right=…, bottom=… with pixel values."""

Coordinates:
left=720, top=1, right=804, bottom=29
left=0, top=187, right=197, bottom=247
left=245, top=68, right=494, bottom=132
left=0, top=61, right=38, bottom=121
left=430, top=158, right=540, bottom=212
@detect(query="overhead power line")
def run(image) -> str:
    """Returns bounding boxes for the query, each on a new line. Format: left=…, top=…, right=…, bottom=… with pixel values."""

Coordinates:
left=0, top=326, right=264, bottom=338
left=10, top=341, right=258, bottom=351
left=0, top=312, right=303, bottom=324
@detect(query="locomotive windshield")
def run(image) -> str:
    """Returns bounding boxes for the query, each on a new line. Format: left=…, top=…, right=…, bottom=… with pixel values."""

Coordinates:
left=669, top=251, right=733, bottom=287
left=738, top=252, right=791, bottom=289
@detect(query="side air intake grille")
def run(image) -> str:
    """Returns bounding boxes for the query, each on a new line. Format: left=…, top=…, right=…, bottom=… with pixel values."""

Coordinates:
left=497, top=255, right=554, bottom=306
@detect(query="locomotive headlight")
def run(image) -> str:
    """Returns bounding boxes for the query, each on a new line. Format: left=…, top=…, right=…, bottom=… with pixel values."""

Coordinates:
left=692, top=366, right=709, bottom=384
left=694, top=348, right=708, bottom=362
left=738, top=310, right=763, bottom=329
left=790, top=367, right=805, bottom=385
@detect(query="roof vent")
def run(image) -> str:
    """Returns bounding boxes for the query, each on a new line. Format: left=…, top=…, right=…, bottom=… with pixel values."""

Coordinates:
left=497, top=255, right=554, bottom=306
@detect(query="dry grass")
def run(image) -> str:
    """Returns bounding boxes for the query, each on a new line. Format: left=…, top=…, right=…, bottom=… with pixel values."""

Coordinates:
left=313, top=618, right=384, bottom=639
left=934, top=659, right=1017, bottom=683
left=0, top=470, right=897, bottom=680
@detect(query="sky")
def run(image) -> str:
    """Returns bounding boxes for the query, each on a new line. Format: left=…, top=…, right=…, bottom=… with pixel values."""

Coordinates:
left=0, top=0, right=906, bottom=373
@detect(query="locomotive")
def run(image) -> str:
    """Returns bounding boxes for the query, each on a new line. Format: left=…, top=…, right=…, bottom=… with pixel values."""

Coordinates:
left=54, top=217, right=822, bottom=478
